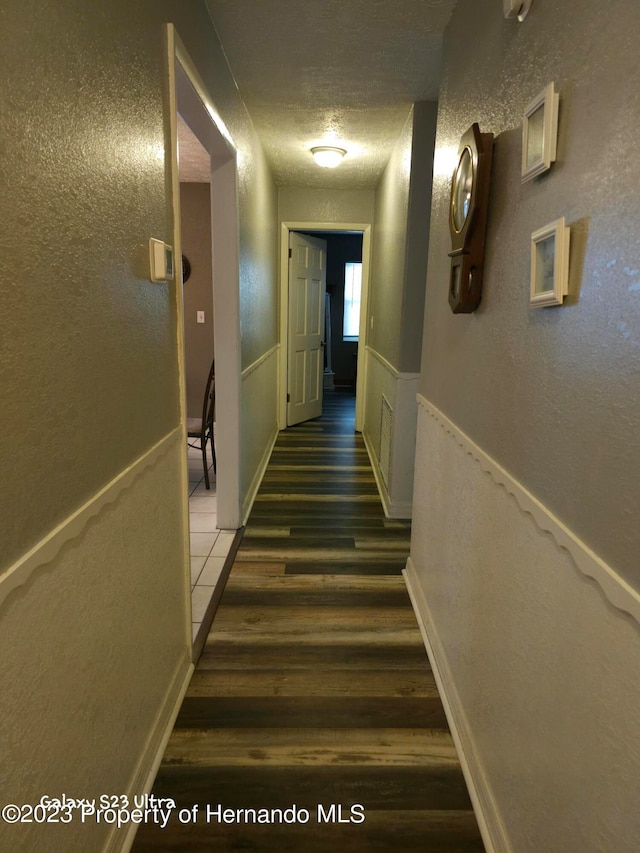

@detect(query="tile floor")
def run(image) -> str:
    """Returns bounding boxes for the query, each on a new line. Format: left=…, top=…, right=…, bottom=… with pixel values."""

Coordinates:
left=187, top=436, right=237, bottom=642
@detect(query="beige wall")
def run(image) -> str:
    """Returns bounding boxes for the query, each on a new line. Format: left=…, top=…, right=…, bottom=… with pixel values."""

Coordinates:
left=362, top=103, right=437, bottom=517
left=411, top=0, right=640, bottom=849
left=180, top=182, right=214, bottom=419
left=239, top=135, right=279, bottom=370
left=402, top=101, right=438, bottom=371
left=0, top=1, right=277, bottom=849
left=278, top=187, right=375, bottom=225
left=419, top=0, right=640, bottom=584
left=367, top=102, right=437, bottom=371
left=369, top=110, right=413, bottom=368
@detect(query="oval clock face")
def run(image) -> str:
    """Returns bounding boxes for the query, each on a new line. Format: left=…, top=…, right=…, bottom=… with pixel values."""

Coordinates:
left=452, top=147, right=474, bottom=232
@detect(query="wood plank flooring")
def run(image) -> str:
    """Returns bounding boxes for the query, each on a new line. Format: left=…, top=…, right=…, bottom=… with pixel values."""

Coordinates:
left=133, top=391, right=484, bottom=852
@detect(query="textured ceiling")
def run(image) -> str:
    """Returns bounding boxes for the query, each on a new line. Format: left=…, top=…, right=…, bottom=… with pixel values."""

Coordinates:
left=204, top=0, right=456, bottom=189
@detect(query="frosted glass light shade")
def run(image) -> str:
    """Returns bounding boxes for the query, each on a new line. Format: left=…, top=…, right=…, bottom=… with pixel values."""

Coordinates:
left=311, top=146, right=346, bottom=168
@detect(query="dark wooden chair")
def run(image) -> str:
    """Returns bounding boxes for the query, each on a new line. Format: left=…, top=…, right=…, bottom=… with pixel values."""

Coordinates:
left=187, top=358, right=216, bottom=489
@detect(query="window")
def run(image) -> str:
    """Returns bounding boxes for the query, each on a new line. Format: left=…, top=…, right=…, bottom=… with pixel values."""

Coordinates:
left=343, top=262, right=362, bottom=341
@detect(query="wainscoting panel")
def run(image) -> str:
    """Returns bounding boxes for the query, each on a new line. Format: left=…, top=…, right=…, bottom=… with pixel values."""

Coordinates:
left=241, top=345, right=279, bottom=524
left=408, top=395, right=640, bottom=853
left=362, top=347, right=419, bottom=518
left=0, top=432, right=192, bottom=853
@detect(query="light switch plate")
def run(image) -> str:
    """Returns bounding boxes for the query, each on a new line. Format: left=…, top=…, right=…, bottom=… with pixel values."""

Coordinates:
left=197, top=311, right=205, bottom=324
left=149, top=238, right=175, bottom=282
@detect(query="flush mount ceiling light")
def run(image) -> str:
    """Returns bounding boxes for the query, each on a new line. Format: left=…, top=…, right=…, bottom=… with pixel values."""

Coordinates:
left=311, top=146, right=347, bottom=168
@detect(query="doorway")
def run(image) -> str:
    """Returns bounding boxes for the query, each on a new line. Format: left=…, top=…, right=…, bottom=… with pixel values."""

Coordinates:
left=168, top=27, right=243, bottom=648
left=279, top=222, right=372, bottom=432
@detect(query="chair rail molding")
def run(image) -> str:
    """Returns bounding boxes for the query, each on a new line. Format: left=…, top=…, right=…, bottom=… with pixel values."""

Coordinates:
left=241, top=343, right=279, bottom=380
left=417, top=394, right=640, bottom=626
left=362, top=346, right=420, bottom=519
left=0, top=428, right=181, bottom=611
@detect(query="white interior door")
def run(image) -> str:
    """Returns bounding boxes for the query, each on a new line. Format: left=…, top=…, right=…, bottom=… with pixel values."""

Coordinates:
left=287, top=232, right=327, bottom=426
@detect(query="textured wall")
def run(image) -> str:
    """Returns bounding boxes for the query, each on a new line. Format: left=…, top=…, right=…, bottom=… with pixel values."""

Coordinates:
left=411, top=0, right=640, bottom=847
left=411, top=404, right=640, bottom=852
left=369, top=110, right=413, bottom=368
left=238, top=133, right=279, bottom=370
left=0, top=0, right=278, bottom=569
left=368, top=103, right=436, bottom=372
left=401, top=101, right=438, bottom=371
left=180, top=182, right=214, bottom=418
left=0, top=0, right=278, bottom=844
left=0, top=442, right=189, bottom=852
left=0, top=0, right=177, bottom=569
left=278, top=187, right=375, bottom=225
left=420, top=0, right=640, bottom=586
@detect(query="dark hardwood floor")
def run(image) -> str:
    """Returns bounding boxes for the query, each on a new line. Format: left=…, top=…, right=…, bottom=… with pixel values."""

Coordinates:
left=133, top=390, right=484, bottom=851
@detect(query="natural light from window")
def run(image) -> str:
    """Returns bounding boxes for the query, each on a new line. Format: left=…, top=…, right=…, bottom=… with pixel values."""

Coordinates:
left=343, top=262, right=362, bottom=341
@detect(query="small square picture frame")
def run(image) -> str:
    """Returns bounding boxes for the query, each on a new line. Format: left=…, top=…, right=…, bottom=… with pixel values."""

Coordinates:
left=530, top=217, right=570, bottom=307
left=522, top=82, right=559, bottom=183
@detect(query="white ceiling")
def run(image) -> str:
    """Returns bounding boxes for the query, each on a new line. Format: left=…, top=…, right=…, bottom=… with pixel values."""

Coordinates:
left=203, top=0, right=456, bottom=189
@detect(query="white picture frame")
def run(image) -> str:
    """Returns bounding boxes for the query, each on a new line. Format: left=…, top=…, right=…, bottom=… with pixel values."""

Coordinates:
left=522, top=82, right=559, bottom=183
left=530, top=217, right=570, bottom=307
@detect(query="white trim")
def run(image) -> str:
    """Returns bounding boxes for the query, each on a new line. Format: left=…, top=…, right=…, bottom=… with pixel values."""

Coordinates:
left=530, top=216, right=570, bottom=307
left=166, top=26, right=193, bottom=648
left=365, top=345, right=420, bottom=382
left=169, top=24, right=243, bottom=532
left=521, top=81, right=559, bottom=183
left=107, top=660, right=195, bottom=853
left=0, top=429, right=181, bottom=609
left=242, top=426, right=278, bottom=525
left=362, top=428, right=391, bottom=516
left=240, top=344, right=280, bottom=523
left=404, top=558, right=509, bottom=853
left=278, top=221, right=372, bottom=432
left=362, top=347, right=419, bottom=518
left=241, top=344, right=279, bottom=380
left=418, top=394, right=640, bottom=626
left=387, top=499, right=413, bottom=517
left=362, top=428, right=412, bottom=519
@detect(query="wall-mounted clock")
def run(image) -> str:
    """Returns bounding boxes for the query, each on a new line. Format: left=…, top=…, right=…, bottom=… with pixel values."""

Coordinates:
left=448, top=123, right=494, bottom=313
left=182, top=254, right=192, bottom=283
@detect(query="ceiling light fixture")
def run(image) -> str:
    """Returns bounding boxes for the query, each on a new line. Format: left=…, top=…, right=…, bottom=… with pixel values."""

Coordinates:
left=311, top=146, right=347, bottom=168
left=503, top=0, right=532, bottom=21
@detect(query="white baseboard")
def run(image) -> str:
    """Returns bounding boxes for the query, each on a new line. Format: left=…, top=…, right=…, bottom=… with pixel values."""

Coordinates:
left=362, top=428, right=391, bottom=516
left=362, top=428, right=412, bottom=519
left=242, top=426, right=278, bottom=526
left=403, top=558, right=510, bottom=853
left=387, top=498, right=413, bottom=518
left=105, top=660, right=194, bottom=853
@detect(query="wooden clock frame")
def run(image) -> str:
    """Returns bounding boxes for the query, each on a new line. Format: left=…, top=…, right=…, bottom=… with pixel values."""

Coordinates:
left=448, top=123, right=494, bottom=313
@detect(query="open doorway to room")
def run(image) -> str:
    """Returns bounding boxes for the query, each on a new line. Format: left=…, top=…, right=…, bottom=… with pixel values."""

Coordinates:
left=279, top=222, right=372, bottom=433
left=169, top=28, right=243, bottom=654
left=299, top=231, right=364, bottom=395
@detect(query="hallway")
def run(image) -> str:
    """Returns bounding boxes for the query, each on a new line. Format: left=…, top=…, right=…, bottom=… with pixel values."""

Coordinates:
left=133, top=391, right=483, bottom=851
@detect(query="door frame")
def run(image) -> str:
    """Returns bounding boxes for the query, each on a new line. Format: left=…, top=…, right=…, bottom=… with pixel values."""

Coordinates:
left=168, top=25, right=242, bottom=531
left=278, top=221, right=372, bottom=432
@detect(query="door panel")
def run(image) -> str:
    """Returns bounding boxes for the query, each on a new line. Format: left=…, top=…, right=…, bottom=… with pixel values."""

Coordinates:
left=288, top=232, right=327, bottom=425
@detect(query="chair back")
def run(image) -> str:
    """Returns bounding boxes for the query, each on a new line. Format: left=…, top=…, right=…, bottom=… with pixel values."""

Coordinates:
left=202, top=358, right=215, bottom=434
